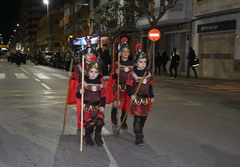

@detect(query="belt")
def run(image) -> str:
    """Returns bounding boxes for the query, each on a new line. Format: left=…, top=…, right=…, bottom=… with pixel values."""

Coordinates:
left=137, top=94, right=148, bottom=98
left=84, top=101, right=100, bottom=106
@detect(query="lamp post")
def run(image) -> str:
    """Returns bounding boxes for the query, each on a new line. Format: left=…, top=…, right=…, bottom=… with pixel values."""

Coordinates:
left=43, top=0, right=50, bottom=51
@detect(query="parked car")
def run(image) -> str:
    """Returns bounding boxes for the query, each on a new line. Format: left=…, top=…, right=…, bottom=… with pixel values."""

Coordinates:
left=49, top=52, right=66, bottom=68
left=42, top=51, right=55, bottom=65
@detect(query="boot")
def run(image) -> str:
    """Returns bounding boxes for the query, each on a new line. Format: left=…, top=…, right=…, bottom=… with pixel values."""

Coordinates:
left=120, top=109, right=128, bottom=129
left=134, top=116, right=144, bottom=146
left=95, top=119, right=105, bottom=146
left=84, top=124, right=94, bottom=146
left=111, top=107, right=117, bottom=125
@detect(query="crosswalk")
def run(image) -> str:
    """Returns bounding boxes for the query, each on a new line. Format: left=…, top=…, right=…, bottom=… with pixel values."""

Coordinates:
left=0, top=73, right=69, bottom=80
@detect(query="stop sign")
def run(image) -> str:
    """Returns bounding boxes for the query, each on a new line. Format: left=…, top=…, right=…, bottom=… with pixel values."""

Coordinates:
left=148, top=29, right=161, bottom=41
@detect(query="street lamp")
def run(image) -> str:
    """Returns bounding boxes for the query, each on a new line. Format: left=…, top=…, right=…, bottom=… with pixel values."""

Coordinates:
left=43, top=0, right=50, bottom=50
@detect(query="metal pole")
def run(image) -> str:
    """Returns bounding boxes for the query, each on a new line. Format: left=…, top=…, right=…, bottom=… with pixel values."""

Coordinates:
left=152, top=41, right=155, bottom=76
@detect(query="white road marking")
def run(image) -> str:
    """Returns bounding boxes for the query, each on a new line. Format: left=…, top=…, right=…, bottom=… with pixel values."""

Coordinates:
left=20, top=67, right=29, bottom=74
left=51, top=73, right=68, bottom=79
left=35, top=78, right=40, bottom=82
left=41, top=83, right=51, bottom=90
left=34, top=73, right=50, bottom=79
left=102, top=138, right=119, bottom=167
left=0, top=73, right=5, bottom=79
left=71, top=107, right=118, bottom=166
left=15, top=73, right=28, bottom=79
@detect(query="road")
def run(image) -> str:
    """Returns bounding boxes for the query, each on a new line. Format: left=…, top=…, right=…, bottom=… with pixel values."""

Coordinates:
left=0, top=59, right=240, bottom=167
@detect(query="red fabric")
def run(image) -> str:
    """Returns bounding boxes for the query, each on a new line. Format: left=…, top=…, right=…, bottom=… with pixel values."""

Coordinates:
left=67, top=79, right=78, bottom=105
left=105, top=67, right=116, bottom=104
left=76, top=98, right=86, bottom=129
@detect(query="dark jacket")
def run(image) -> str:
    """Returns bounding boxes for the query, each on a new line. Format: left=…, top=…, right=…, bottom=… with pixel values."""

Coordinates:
left=170, top=52, right=180, bottom=66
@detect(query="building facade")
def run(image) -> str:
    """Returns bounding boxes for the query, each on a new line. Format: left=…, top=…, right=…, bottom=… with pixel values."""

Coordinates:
left=37, top=10, right=63, bottom=51
left=192, top=0, right=240, bottom=79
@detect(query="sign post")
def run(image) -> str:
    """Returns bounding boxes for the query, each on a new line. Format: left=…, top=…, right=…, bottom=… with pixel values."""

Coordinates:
left=148, top=29, right=161, bottom=76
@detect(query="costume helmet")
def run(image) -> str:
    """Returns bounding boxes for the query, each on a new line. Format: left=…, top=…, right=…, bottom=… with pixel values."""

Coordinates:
left=84, top=39, right=95, bottom=55
left=87, top=55, right=101, bottom=72
left=120, top=37, right=129, bottom=51
left=134, top=44, right=148, bottom=67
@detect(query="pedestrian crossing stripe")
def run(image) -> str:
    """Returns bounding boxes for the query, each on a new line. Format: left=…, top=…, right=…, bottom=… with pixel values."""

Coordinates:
left=0, top=73, right=5, bottom=79
left=51, top=74, right=68, bottom=79
left=34, top=73, right=50, bottom=79
left=0, top=73, right=68, bottom=80
left=15, top=73, right=28, bottom=79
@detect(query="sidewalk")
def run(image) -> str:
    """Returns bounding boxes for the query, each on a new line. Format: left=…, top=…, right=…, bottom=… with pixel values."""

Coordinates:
left=153, top=73, right=240, bottom=91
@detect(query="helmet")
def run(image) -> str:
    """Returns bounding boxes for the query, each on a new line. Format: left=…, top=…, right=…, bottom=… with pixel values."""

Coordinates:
left=134, top=44, right=149, bottom=67
left=120, top=37, right=129, bottom=51
left=87, top=55, right=101, bottom=72
left=84, top=39, right=95, bottom=55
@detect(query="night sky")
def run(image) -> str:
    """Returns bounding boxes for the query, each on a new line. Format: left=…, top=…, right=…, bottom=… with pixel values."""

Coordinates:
left=0, top=0, right=21, bottom=45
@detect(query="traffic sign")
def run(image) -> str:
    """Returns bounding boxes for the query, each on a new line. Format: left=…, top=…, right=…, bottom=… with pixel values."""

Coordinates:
left=148, top=29, right=161, bottom=41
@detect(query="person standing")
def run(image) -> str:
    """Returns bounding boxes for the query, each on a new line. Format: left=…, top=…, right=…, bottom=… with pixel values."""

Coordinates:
left=102, top=44, right=111, bottom=77
left=161, top=51, right=168, bottom=75
left=187, top=47, right=198, bottom=79
left=15, top=51, right=22, bottom=67
left=169, top=48, right=180, bottom=78
left=154, top=52, right=162, bottom=74
left=125, top=45, right=154, bottom=145
left=65, top=50, right=71, bottom=71
left=105, top=37, right=134, bottom=129
left=76, top=60, right=106, bottom=146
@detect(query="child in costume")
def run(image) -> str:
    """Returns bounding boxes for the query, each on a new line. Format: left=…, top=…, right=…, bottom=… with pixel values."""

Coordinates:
left=76, top=59, right=106, bottom=147
left=105, top=37, right=133, bottom=128
left=68, top=40, right=105, bottom=130
left=126, top=44, right=154, bottom=145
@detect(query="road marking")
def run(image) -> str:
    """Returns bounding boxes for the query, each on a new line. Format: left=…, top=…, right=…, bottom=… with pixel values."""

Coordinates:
left=102, top=138, right=119, bottom=167
left=35, top=78, right=40, bottom=82
left=70, top=107, right=118, bottom=166
left=34, top=73, right=50, bottom=79
left=20, top=67, right=29, bottom=74
left=15, top=73, right=28, bottom=79
left=0, top=73, right=5, bottom=79
left=51, top=73, right=68, bottom=79
left=41, top=83, right=51, bottom=90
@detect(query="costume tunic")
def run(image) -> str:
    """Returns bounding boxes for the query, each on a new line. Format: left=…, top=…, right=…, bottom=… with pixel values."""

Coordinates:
left=76, top=77, right=106, bottom=126
left=126, top=69, right=154, bottom=116
left=108, top=59, right=133, bottom=108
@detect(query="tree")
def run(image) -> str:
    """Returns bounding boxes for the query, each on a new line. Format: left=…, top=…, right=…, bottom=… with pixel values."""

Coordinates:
left=135, top=0, right=179, bottom=28
left=95, top=1, right=139, bottom=65
left=134, top=0, right=179, bottom=74
left=76, top=17, right=96, bottom=37
left=57, top=33, right=72, bottom=52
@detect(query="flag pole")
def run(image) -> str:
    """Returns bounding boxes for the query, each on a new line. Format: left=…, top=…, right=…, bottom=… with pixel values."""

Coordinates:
left=62, top=59, right=74, bottom=133
left=80, top=55, right=85, bottom=152
left=116, top=51, right=120, bottom=126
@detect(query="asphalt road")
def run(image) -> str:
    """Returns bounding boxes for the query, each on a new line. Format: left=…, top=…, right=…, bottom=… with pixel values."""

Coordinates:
left=0, top=59, right=240, bottom=167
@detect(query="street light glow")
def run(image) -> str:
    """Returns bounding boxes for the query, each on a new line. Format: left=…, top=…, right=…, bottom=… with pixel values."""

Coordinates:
left=43, top=0, right=49, bottom=5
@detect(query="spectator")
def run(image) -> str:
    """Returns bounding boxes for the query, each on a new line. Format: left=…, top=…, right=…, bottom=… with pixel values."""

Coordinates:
left=187, top=47, right=198, bottom=79
left=55, top=51, right=61, bottom=68
left=169, top=48, right=180, bottom=78
left=102, top=44, right=111, bottom=77
left=65, top=50, right=71, bottom=71
left=161, top=51, right=168, bottom=75
left=155, top=52, right=162, bottom=74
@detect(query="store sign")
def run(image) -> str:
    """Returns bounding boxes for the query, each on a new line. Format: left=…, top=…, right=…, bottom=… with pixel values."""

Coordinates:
left=197, top=20, right=236, bottom=33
